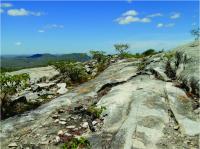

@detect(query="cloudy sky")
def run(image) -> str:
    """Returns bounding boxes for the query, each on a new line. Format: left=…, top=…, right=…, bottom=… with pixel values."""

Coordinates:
left=1, top=1, right=199, bottom=55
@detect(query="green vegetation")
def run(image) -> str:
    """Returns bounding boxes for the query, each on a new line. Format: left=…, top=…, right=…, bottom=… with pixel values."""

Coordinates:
left=89, top=50, right=110, bottom=74
left=87, top=105, right=106, bottom=118
left=0, top=73, right=30, bottom=100
left=89, top=50, right=106, bottom=63
left=142, top=49, right=156, bottom=56
left=191, top=27, right=200, bottom=41
left=0, top=73, right=30, bottom=118
left=61, top=137, right=91, bottom=149
left=137, top=62, right=146, bottom=71
left=52, top=61, right=88, bottom=84
left=114, top=43, right=130, bottom=58
left=163, top=52, right=175, bottom=60
left=165, top=60, right=176, bottom=79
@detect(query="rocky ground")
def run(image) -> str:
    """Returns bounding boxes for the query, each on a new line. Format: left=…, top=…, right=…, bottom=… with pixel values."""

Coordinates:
left=1, top=41, right=200, bottom=149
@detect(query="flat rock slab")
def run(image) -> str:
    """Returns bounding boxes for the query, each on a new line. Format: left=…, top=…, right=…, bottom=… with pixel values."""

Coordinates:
left=8, top=66, right=59, bottom=84
left=95, top=75, right=200, bottom=149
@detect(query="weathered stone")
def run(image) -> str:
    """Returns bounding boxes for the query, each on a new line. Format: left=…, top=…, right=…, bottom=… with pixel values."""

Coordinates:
left=8, top=66, right=59, bottom=84
left=8, top=142, right=17, bottom=147
left=66, top=125, right=76, bottom=129
left=59, top=121, right=67, bottom=125
left=57, top=83, right=68, bottom=95
left=1, top=41, right=200, bottom=149
left=81, top=122, right=88, bottom=128
left=55, top=136, right=60, bottom=143
left=57, top=130, right=64, bottom=136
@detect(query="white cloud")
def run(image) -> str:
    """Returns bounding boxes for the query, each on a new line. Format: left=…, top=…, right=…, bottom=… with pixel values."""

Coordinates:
left=115, top=10, right=151, bottom=25
left=38, top=24, right=64, bottom=33
left=30, top=11, right=43, bottom=16
left=157, top=23, right=164, bottom=28
left=140, top=17, right=151, bottom=23
left=116, top=16, right=151, bottom=25
left=123, top=10, right=138, bottom=16
left=165, top=23, right=175, bottom=27
left=15, top=42, right=22, bottom=46
left=38, top=30, right=45, bottom=33
left=0, top=8, right=4, bottom=13
left=147, top=13, right=163, bottom=18
left=0, top=3, right=13, bottom=8
left=170, top=12, right=181, bottom=19
left=7, top=8, right=44, bottom=16
left=157, top=23, right=175, bottom=28
left=44, top=24, right=64, bottom=29
left=8, top=8, right=29, bottom=16
left=127, top=0, right=133, bottom=3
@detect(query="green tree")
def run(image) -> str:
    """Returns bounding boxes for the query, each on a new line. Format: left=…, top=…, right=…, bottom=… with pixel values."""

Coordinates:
left=142, top=49, right=156, bottom=56
left=191, top=27, right=200, bottom=41
left=89, top=50, right=106, bottom=62
left=114, top=44, right=129, bottom=55
left=52, top=61, right=88, bottom=84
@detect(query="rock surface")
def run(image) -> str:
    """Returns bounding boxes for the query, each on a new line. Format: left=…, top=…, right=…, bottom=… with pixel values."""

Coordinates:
left=1, top=41, right=199, bottom=149
left=8, top=66, right=59, bottom=84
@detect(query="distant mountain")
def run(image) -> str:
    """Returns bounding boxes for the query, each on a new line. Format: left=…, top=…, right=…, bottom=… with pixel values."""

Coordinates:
left=27, top=54, right=44, bottom=58
left=1, top=53, right=91, bottom=72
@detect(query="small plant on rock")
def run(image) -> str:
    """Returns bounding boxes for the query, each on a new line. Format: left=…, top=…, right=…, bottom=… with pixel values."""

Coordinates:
left=137, top=59, right=147, bottom=71
left=163, top=52, right=175, bottom=60
left=89, top=50, right=106, bottom=63
left=52, top=61, right=88, bottom=84
left=114, top=43, right=130, bottom=58
left=165, top=60, right=176, bottom=79
left=0, top=73, right=30, bottom=118
left=61, top=137, right=91, bottom=149
left=89, top=50, right=110, bottom=74
left=87, top=105, right=106, bottom=118
left=142, top=49, right=156, bottom=57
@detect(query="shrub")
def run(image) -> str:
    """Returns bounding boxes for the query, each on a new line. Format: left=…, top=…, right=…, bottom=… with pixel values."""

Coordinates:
left=89, top=50, right=106, bottom=63
left=137, top=63, right=146, bottom=71
left=0, top=73, right=30, bottom=117
left=89, top=50, right=110, bottom=74
left=52, top=61, right=88, bottom=84
left=165, top=60, right=176, bottom=79
left=61, top=137, right=91, bottom=149
left=191, top=27, right=200, bottom=41
left=137, top=58, right=147, bottom=71
left=114, top=43, right=129, bottom=58
left=163, top=52, right=175, bottom=60
left=142, top=49, right=156, bottom=56
left=87, top=105, right=106, bottom=118
left=0, top=73, right=30, bottom=100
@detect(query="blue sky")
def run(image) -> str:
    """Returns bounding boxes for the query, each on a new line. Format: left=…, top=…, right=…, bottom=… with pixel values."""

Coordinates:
left=1, top=0, right=199, bottom=55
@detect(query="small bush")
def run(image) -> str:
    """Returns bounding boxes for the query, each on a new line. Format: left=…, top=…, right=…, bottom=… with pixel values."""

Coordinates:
left=87, top=105, right=106, bottom=118
left=114, top=43, right=130, bottom=58
left=163, top=52, right=174, bottom=60
left=0, top=73, right=30, bottom=118
left=137, top=59, right=146, bottom=71
left=142, top=49, right=156, bottom=56
left=165, top=60, right=176, bottom=79
left=89, top=50, right=106, bottom=63
left=61, top=137, right=91, bottom=149
left=0, top=73, right=30, bottom=100
left=52, top=61, right=88, bottom=84
left=191, top=27, right=200, bottom=41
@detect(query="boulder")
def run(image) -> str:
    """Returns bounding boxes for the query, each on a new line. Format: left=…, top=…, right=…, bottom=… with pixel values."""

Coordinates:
left=57, top=83, right=68, bottom=95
